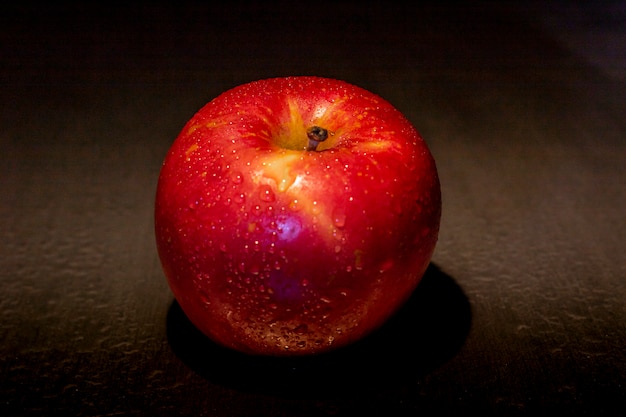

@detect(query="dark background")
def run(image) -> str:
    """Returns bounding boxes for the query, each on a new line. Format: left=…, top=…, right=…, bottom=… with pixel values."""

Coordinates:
left=1, top=1, right=625, bottom=416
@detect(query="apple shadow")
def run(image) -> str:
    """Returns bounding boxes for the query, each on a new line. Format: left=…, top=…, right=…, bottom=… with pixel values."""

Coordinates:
left=166, top=263, right=471, bottom=399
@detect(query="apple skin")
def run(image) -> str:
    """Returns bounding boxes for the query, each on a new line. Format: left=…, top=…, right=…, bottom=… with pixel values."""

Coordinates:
left=155, top=76, right=441, bottom=356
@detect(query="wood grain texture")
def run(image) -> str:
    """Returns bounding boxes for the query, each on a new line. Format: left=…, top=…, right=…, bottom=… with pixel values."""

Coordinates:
left=1, top=1, right=624, bottom=415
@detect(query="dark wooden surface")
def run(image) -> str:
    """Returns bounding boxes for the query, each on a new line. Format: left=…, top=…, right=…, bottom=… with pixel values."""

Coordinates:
left=2, top=1, right=625, bottom=415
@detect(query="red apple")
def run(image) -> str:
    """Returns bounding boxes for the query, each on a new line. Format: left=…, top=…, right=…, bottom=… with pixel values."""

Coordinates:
left=155, top=76, right=441, bottom=356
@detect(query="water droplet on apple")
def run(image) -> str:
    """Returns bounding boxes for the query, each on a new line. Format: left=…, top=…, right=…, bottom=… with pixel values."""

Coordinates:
left=294, top=324, right=308, bottom=334
left=311, top=201, right=321, bottom=215
left=288, top=199, right=301, bottom=211
left=231, top=172, right=243, bottom=184
left=332, top=207, right=346, bottom=228
left=198, top=288, right=211, bottom=306
left=332, top=228, right=344, bottom=242
left=194, top=272, right=208, bottom=283
left=379, top=259, right=394, bottom=273
left=234, top=193, right=245, bottom=204
left=259, top=185, right=275, bottom=202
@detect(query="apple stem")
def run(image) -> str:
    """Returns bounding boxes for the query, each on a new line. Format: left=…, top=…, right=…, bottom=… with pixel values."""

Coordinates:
left=306, top=126, right=329, bottom=151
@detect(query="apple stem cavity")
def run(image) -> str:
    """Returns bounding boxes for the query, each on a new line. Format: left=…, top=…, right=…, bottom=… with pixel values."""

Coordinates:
left=306, top=126, right=329, bottom=151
